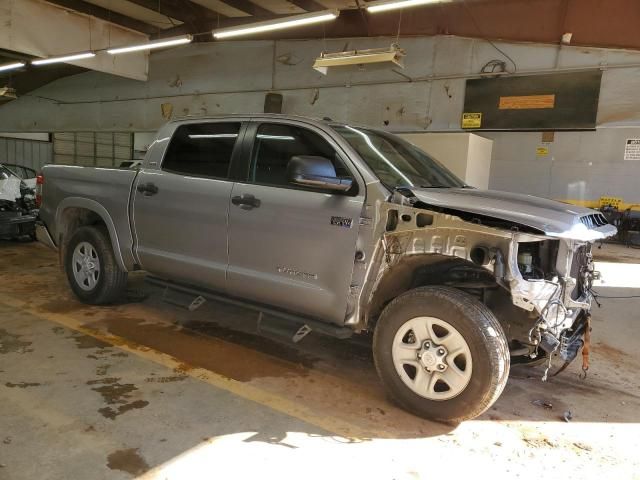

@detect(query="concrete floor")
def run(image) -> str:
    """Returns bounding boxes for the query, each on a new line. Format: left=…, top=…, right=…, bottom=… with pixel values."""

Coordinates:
left=1, top=241, right=639, bottom=479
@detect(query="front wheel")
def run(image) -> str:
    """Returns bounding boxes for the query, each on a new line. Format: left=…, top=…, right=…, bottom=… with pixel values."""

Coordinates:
left=373, top=286, right=509, bottom=423
left=64, top=226, right=128, bottom=305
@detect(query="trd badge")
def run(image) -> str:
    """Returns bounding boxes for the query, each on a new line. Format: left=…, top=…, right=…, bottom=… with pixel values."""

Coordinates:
left=331, top=216, right=353, bottom=228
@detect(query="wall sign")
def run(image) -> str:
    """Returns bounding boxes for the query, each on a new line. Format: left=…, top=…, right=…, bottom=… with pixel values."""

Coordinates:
left=499, top=94, right=556, bottom=110
left=624, top=139, right=640, bottom=160
left=536, top=146, right=549, bottom=156
left=461, top=112, right=482, bottom=129
left=462, top=71, right=602, bottom=130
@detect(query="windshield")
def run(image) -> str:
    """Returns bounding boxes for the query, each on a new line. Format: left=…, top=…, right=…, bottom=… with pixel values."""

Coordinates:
left=332, top=125, right=465, bottom=190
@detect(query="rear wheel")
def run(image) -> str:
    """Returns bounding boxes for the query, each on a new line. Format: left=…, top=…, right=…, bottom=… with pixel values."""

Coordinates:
left=65, top=226, right=127, bottom=304
left=373, top=286, right=509, bottom=423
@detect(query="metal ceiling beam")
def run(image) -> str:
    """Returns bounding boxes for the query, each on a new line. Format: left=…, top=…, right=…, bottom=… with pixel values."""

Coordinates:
left=1, top=0, right=149, bottom=81
left=126, top=0, right=222, bottom=24
left=153, top=13, right=291, bottom=38
left=218, top=0, right=273, bottom=17
left=287, top=0, right=326, bottom=11
left=44, top=0, right=158, bottom=35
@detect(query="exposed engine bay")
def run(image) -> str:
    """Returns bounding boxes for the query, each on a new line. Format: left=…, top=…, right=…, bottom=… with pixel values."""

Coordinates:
left=353, top=187, right=616, bottom=381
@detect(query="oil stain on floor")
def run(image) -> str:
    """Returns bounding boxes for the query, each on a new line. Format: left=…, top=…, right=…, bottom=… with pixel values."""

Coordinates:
left=4, top=382, right=41, bottom=388
left=0, top=328, right=32, bottom=354
left=87, top=377, right=149, bottom=420
left=107, top=448, right=149, bottom=476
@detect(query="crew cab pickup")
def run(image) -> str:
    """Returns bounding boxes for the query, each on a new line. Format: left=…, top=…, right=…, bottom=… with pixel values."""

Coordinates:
left=37, top=115, right=616, bottom=422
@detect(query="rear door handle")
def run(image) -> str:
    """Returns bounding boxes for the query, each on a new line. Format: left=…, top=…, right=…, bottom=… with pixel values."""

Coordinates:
left=136, top=182, right=159, bottom=196
left=231, top=193, right=261, bottom=210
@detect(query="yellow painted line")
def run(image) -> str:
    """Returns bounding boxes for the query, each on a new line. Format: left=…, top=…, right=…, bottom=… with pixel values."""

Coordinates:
left=0, top=294, right=371, bottom=440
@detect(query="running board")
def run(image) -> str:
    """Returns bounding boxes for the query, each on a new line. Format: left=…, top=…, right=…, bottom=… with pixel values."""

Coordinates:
left=145, top=276, right=353, bottom=340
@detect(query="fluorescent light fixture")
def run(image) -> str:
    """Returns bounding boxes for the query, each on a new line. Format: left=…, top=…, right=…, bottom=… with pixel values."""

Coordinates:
left=0, top=62, right=25, bottom=73
left=107, top=35, right=193, bottom=55
left=32, top=52, right=95, bottom=66
left=0, top=87, right=17, bottom=104
left=313, top=45, right=406, bottom=74
left=213, top=10, right=339, bottom=39
left=366, top=0, right=443, bottom=13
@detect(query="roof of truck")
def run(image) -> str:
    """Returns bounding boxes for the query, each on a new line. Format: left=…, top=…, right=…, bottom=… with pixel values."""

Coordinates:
left=170, top=113, right=337, bottom=125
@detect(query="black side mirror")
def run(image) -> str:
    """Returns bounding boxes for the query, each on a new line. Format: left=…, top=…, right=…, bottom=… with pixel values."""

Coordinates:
left=286, top=155, right=353, bottom=192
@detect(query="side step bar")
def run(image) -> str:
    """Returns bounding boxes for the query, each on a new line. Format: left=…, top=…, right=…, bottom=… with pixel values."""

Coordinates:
left=145, top=276, right=354, bottom=340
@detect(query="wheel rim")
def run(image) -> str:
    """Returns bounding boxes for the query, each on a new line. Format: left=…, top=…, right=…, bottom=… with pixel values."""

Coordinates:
left=72, top=241, right=101, bottom=291
left=392, top=316, right=473, bottom=401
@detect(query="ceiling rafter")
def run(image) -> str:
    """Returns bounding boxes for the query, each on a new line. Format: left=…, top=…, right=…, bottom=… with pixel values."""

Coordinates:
left=218, top=0, right=273, bottom=17
left=287, top=0, right=326, bottom=11
left=125, top=0, right=223, bottom=25
left=153, top=13, right=295, bottom=38
left=45, top=0, right=158, bottom=35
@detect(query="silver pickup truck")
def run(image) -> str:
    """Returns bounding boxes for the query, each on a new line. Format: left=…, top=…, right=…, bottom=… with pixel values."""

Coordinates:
left=37, top=114, right=616, bottom=422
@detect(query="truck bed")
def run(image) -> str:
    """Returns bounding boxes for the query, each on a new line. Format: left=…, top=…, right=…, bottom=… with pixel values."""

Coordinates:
left=39, top=165, right=139, bottom=269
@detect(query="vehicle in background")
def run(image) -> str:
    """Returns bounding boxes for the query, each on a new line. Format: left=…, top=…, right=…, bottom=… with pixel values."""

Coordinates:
left=118, top=160, right=142, bottom=170
left=0, top=164, right=37, bottom=240
left=3, top=164, right=37, bottom=189
left=36, top=115, right=616, bottom=422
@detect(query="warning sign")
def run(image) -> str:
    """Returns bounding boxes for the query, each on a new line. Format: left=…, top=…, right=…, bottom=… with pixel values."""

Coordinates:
left=462, top=113, right=482, bottom=129
left=624, top=139, right=640, bottom=160
left=499, top=94, right=556, bottom=110
left=536, top=146, right=549, bottom=156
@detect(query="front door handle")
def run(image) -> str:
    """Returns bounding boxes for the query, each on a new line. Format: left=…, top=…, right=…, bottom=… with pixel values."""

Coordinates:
left=231, top=193, right=261, bottom=210
left=136, top=182, right=159, bottom=196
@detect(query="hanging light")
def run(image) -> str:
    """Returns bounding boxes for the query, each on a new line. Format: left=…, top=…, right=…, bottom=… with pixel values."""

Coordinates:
left=313, top=45, right=406, bottom=74
left=213, top=10, right=339, bottom=39
left=32, top=52, right=95, bottom=66
left=107, top=35, right=193, bottom=55
left=0, top=62, right=26, bottom=73
left=366, top=0, right=444, bottom=13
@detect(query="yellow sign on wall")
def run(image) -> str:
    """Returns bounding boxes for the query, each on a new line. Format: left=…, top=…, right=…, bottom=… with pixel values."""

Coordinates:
left=499, top=94, right=556, bottom=110
left=536, top=146, right=549, bottom=156
left=461, top=113, right=482, bottom=128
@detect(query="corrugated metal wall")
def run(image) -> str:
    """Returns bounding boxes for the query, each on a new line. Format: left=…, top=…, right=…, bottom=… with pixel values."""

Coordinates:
left=0, top=136, right=52, bottom=171
left=53, top=132, right=133, bottom=166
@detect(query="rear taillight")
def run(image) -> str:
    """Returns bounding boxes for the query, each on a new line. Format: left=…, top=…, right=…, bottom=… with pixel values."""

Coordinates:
left=35, top=174, right=44, bottom=207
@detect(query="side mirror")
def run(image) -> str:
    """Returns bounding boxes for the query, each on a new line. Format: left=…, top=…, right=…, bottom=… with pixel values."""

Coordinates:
left=286, top=155, right=353, bottom=192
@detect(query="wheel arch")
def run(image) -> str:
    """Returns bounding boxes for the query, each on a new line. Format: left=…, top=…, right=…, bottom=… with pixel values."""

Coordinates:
left=367, top=254, right=498, bottom=326
left=55, top=197, right=127, bottom=271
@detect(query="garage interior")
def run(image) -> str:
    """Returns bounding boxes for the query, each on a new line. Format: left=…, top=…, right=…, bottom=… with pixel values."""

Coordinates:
left=1, top=0, right=640, bottom=478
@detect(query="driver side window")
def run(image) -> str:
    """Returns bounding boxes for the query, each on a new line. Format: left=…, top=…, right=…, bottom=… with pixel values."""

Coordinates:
left=249, top=123, right=349, bottom=187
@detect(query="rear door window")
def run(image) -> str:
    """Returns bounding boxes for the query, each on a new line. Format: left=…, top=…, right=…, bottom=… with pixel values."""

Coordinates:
left=162, top=122, right=241, bottom=179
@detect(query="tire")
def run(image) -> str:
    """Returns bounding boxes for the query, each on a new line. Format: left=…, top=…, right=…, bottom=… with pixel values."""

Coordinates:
left=64, top=225, right=128, bottom=305
left=373, top=286, right=509, bottom=423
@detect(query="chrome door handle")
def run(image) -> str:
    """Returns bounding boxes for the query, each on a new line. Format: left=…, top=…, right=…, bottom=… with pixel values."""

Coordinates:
left=231, top=194, right=261, bottom=210
left=136, top=182, right=159, bottom=196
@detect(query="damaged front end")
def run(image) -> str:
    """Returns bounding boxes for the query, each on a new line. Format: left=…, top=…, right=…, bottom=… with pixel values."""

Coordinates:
left=355, top=187, right=616, bottom=380
left=507, top=237, right=600, bottom=378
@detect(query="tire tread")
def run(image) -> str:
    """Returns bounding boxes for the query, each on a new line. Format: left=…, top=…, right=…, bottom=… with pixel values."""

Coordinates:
left=373, top=286, right=510, bottom=423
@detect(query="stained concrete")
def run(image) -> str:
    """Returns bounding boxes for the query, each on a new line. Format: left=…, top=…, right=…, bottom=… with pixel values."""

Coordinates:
left=0, top=241, right=639, bottom=479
